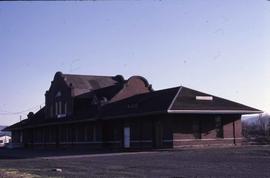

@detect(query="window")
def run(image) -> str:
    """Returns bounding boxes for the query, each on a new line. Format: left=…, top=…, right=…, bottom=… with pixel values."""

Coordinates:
left=50, top=105, right=53, bottom=118
left=215, top=117, right=224, bottom=138
left=64, top=102, right=67, bottom=114
left=0, top=140, right=3, bottom=144
left=59, top=101, right=62, bottom=114
left=55, top=102, right=58, bottom=116
left=55, top=91, right=61, bottom=97
left=55, top=101, right=66, bottom=118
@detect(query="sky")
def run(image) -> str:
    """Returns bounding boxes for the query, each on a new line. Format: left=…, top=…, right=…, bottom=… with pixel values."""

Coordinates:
left=0, top=1, right=270, bottom=125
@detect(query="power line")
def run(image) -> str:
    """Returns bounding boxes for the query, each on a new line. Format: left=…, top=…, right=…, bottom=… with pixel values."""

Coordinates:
left=0, top=103, right=45, bottom=115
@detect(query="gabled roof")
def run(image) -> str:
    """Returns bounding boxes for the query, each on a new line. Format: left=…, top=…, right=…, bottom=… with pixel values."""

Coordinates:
left=50, top=72, right=125, bottom=97
left=168, top=87, right=261, bottom=114
left=5, top=85, right=262, bottom=130
left=101, top=86, right=262, bottom=119
left=75, top=83, right=124, bottom=101
left=100, top=87, right=180, bottom=119
left=63, top=73, right=122, bottom=92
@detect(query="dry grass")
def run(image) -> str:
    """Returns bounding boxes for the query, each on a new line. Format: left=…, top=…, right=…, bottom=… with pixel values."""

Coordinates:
left=0, top=169, right=41, bottom=178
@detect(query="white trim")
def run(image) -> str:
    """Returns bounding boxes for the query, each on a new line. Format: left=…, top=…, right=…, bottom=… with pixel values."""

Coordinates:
left=163, top=138, right=243, bottom=142
left=168, top=86, right=182, bottom=111
left=167, top=109, right=262, bottom=114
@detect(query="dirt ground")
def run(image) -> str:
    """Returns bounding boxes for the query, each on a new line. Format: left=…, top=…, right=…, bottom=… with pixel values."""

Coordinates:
left=0, top=146, right=270, bottom=178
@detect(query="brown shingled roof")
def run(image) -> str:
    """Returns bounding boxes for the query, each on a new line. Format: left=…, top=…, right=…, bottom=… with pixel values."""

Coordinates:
left=169, top=86, right=261, bottom=114
left=100, top=87, right=180, bottom=119
left=100, top=86, right=262, bottom=119
left=62, top=73, right=123, bottom=96
left=5, top=85, right=262, bottom=131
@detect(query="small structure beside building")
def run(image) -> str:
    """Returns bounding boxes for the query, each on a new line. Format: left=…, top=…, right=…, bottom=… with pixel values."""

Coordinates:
left=0, top=133, right=11, bottom=147
left=4, top=72, right=262, bottom=149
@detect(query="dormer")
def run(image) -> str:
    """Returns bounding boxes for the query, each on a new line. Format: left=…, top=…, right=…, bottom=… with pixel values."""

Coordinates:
left=45, top=72, right=125, bottom=119
left=45, top=72, right=72, bottom=119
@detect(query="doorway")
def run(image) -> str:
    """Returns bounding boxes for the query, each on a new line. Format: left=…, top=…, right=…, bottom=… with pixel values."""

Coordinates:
left=123, top=127, right=130, bottom=148
left=153, top=120, right=163, bottom=148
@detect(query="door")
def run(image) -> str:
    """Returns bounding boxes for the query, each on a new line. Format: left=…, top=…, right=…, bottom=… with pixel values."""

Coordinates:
left=154, top=121, right=163, bottom=148
left=124, top=127, right=130, bottom=148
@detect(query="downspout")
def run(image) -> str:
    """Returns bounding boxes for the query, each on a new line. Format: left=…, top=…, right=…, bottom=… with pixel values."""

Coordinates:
left=233, top=120, right=236, bottom=145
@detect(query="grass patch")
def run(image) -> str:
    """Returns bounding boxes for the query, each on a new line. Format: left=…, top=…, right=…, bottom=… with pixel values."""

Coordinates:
left=0, top=169, right=41, bottom=178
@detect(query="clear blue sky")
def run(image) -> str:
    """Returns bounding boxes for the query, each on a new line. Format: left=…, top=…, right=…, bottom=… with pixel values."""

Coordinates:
left=0, top=1, right=270, bottom=125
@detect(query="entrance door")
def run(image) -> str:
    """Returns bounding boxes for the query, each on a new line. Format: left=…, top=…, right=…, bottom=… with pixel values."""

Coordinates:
left=124, top=127, right=130, bottom=148
left=154, top=121, right=163, bottom=148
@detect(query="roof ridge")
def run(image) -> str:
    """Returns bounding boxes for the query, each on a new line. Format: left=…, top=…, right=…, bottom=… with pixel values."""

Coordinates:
left=167, top=86, right=183, bottom=111
left=180, top=86, right=258, bottom=110
left=63, top=73, right=114, bottom=78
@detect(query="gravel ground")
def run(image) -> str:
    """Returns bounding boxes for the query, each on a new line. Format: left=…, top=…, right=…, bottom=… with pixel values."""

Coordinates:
left=0, top=146, right=270, bottom=178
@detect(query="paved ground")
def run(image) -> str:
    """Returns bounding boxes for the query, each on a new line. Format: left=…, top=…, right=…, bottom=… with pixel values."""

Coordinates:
left=1, top=146, right=270, bottom=178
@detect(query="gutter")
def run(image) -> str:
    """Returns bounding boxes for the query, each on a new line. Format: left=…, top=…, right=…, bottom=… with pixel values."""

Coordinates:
left=167, top=109, right=262, bottom=114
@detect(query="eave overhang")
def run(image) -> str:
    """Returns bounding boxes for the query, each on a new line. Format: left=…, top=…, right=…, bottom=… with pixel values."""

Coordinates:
left=167, top=109, right=263, bottom=114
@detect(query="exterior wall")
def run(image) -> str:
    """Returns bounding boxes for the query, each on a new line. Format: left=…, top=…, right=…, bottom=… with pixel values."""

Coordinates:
left=45, top=72, right=73, bottom=119
left=234, top=118, right=242, bottom=145
left=11, top=114, right=242, bottom=149
left=128, top=118, right=153, bottom=148
left=162, top=114, right=242, bottom=148
left=103, top=120, right=122, bottom=149
left=102, top=118, right=153, bottom=149
left=11, top=131, right=22, bottom=143
left=18, top=121, right=103, bottom=150
left=101, top=114, right=242, bottom=150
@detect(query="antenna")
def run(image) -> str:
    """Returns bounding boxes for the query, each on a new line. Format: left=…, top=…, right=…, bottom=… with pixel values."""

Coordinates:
left=20, top=115, right=22, bottom=121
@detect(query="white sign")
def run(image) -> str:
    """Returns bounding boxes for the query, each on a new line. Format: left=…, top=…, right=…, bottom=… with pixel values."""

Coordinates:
left=196, top=96, right=213, bottom=101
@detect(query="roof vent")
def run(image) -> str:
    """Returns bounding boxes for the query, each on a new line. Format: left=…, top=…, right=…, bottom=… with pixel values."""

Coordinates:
left=196, top=96, right=213, bottom=101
